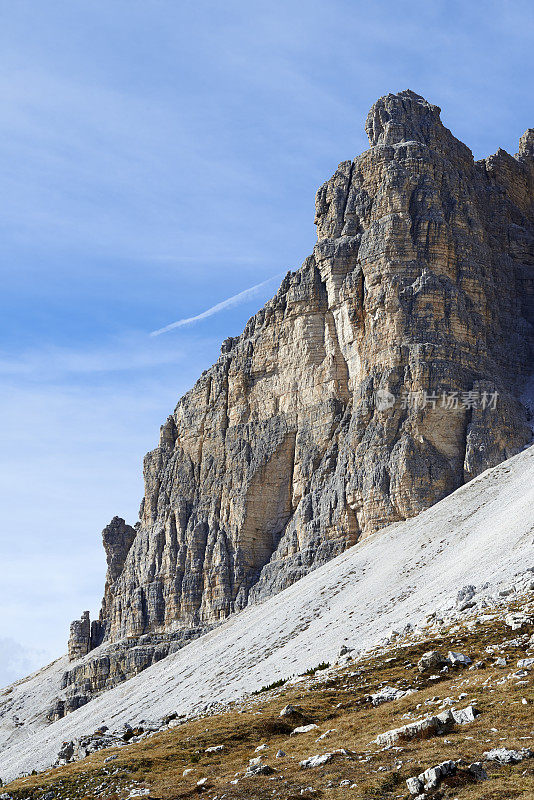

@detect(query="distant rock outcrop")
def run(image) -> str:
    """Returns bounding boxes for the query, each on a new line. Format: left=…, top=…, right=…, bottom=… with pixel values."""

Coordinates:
left=65, top=90, right=533, bottom=708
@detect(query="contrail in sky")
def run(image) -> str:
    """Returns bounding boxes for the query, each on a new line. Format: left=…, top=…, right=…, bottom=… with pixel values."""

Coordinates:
left=150, top=273, right=284, bottom=336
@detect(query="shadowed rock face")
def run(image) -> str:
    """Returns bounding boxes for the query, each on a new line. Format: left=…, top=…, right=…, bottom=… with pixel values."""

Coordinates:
left=70, top=90, right=534, bottom=661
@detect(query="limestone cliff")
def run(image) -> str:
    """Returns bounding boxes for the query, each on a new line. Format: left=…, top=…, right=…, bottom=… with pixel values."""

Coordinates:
left=67, top=91, right=533, bottom=701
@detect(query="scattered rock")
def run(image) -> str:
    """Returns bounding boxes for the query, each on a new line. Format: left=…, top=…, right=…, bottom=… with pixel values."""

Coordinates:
left=280, top=704, right=304, bottom=718
left=456, top=585, right=476, bottom=611
left=451, top=705, right=479, bottom=724
left=467, top=761, right=488, bottom=781
left=421, top=760, right=456, bottom=790
left=406, top=760, right=456, bottom=794
left=406, top=776, right=424, bottom=794
left=376, top=710, right=455, bottom=747
left=505, top=613, right=533, bottom=631
left=369, top=686, right=413, bottom=706
left=316, top=729, right=337, bottom=740
left=300, top=749, right=351, bottom=769
left=300, top=753, right=335, bottom=769
left=417, top=651, right=448, bottom=673
left=291, top=724, right=319, bottom=735
left=447, top=651, right=472, bottom=666
left=246, top=758, right=275, bottom=776
left=56, top=741, right=75, bottom=764
left=484, top=747, right=534, bottom=764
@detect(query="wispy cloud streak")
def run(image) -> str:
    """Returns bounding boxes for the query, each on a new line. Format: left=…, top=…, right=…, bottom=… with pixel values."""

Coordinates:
left=150, top=274, right=284, bottom=336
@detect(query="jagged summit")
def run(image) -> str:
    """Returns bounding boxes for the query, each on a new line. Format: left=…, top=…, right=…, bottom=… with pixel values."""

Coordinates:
left=363, top=89, right=474, bottom=168
left=49, top=91, right=534, bottom=722
left=365, top=89, right=446, bottom=146
left=365, top=90, right=534, bottom=178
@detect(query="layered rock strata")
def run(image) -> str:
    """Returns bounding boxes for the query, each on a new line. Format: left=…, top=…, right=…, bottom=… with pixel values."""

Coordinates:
left=63, top=90, right=533, bottom=712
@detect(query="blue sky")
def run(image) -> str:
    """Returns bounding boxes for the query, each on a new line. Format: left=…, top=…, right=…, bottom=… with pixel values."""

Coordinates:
left=0, top=0, right=532, bottom=686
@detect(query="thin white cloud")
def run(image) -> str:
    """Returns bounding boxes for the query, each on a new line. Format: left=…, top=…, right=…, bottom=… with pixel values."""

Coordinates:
left=150, top=273, right=284, bottom=336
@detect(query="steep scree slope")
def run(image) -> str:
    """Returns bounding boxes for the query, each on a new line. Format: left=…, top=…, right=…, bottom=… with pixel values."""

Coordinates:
left=1, top=443, right=533, bottom=780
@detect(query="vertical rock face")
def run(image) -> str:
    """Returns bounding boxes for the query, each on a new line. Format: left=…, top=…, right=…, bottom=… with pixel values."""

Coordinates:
left=97, top=516, right=138, bottom=635
left=68, top=612, right=91, bottom=661
left=71, top=91, right=534, bottom=659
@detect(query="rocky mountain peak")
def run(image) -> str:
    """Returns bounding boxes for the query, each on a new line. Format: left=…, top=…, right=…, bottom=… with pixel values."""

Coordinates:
left=62, top=92, right=533, bottom=713
left=364, top=89, right=471, bottom=161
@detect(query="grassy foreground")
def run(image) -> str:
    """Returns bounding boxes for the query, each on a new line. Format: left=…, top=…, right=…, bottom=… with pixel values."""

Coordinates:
left=4, top=597, right=534, bottom=800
